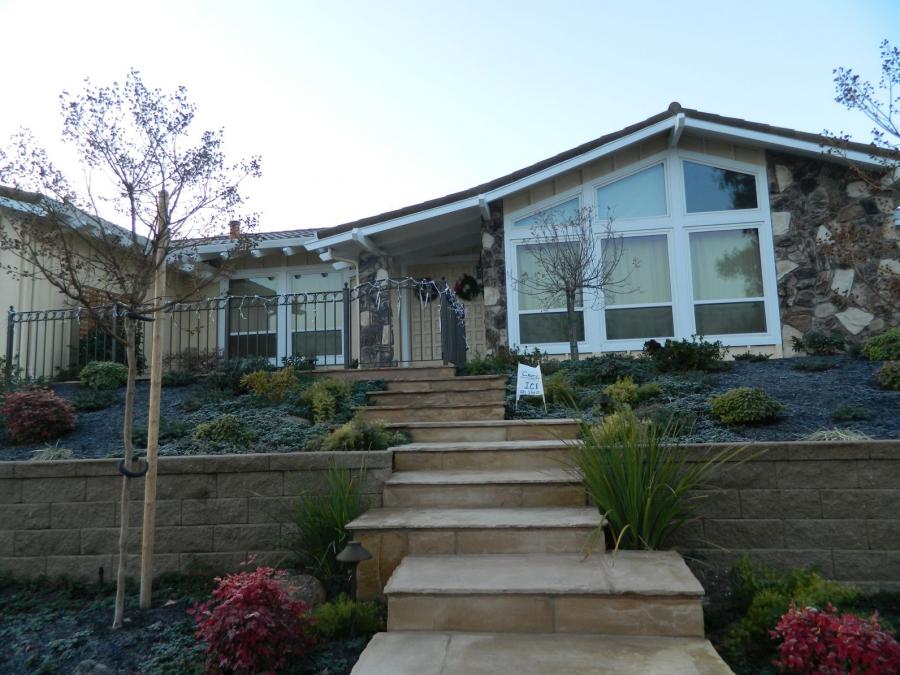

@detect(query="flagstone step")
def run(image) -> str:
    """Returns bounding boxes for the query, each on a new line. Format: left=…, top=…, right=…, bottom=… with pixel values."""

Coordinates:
left=387, top=418, right=581, bottom=443
left=384, top=551, right=705, bottom=637
left=385, top=375, right=507, bottom=393
left=351, top=631, right=732, bottom=674
left=368, top=388, right=505, bottom=407
left=383, top=469, right=584, bottom=508
left=354, top=403, right=506, bottom=423
left=347, top=507, right=604, bottom=600
left=393, top=440, right=576, bottom=471
left=313, top=365, right=456, bottom=381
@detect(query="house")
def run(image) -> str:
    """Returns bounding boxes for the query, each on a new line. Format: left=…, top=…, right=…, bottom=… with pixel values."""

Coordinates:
left=4, top=103, right=899, bottom=377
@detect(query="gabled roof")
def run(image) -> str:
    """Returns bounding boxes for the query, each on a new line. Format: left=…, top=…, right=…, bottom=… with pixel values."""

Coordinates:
left=309, top=102, right=894, bottom=249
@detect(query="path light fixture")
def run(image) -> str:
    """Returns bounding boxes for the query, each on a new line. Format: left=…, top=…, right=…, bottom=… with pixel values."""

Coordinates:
left=337, top=540, right=372, bottom=601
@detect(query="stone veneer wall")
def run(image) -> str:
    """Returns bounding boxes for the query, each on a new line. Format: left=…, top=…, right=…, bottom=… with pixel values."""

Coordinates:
left=0, top=451, right=390, bottom=581
left=768, top=151, right=899, bottom=351
left=479, top=201, right=507, bottom=353
left=674, top=440, right=900, bottom=588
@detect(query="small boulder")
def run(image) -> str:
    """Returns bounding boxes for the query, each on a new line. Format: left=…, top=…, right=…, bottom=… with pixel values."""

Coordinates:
left=74, top=660, right=113, bottom=675
left=275, top=572, right=326, bottom=608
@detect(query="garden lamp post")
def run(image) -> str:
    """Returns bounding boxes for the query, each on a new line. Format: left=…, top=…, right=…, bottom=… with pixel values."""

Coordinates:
left=337, top=541, right=372, bottom=602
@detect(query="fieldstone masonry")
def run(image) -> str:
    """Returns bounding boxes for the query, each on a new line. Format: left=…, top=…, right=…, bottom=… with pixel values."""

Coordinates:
left=768, top=151, right=899, bottom=351
left=479, top=201, right=507, bottom=353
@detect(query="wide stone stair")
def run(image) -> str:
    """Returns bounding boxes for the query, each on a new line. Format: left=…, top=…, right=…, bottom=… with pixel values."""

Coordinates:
left=347, top=367, right=731, bottom=674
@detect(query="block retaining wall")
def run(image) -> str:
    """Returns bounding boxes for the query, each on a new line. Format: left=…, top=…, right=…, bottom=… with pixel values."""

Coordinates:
left=1, top=441, right=898, bottom=586
left=0, top=450, right=391, bottom=581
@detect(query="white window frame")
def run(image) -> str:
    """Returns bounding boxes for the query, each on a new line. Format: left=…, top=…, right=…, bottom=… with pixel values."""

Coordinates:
left=218, top=265, right=348, bottom=364
left=504, top=148, right=782, bottom=354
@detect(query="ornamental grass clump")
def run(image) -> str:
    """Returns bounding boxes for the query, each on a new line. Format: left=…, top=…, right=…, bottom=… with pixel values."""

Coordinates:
left=322, top=418, right=410, bottom=451
left=709, top=387, right=782, bottom=425
left=571, top=409, right=749, bottom=550
left=301, top=378, right=353, bottom=423
left=281, top=465, right=367, bottom=580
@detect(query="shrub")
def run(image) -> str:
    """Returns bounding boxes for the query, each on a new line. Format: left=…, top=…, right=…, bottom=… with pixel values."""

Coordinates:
left=241, top=366, right=302, bottom=403
left=772, top=603, right=900, bottom=674
left=190, top=563, right=316, bottom=675
left=302, top=378, right=353, bottom=423
left=862, top=327, right=900, bottom=361
left=462, top=346, right=546, bottom=375
left=311, top=594, right=384, bottom=639
left=636, top=382, right=663, bottom=402
left=70, top=388, right=122, bottom=411
left=791, top=357, right=837, bottom=372
left=322, top=418, right=410, bottom=451
left=180, top=386, right=233, bottom=412
left=603, top=376, right=639, bottom=408
left=832, top=404, right=873, bottom=422
left=79, top=361, right=128, bottom=390
left=733, top=352, right=772, bottom=362
left=161, top=370, right=198, bottom=387
left=876, top=361, right=900, bottom=391
left=791, top=330, right=845, bottom=356
left=206, top=356, right=274, bottom=393
left=643, top=336, right=728, bottom=372
left=572, top=409, right=748, bottom=550
left=133, top=418, right=193, bottom=448
left=709, top=387, right=782, bottom=425
left=282, top=355, right=317, bottom=371
left=193, top=414, right=255, bottom=446
left=566, top=353, right=654, bottom=386
left=281, top=466, right=367, bottom=579
left=164, top=347, right=222, bottom=373
left=543, top=372, right=579, bottom=407
left=725, top=557, right=861, bottom=663
left=1, top=387, right=76, bottom=444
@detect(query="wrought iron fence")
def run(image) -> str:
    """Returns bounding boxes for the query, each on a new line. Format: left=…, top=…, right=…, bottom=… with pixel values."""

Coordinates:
left=4, top=278, right=467, bottom=381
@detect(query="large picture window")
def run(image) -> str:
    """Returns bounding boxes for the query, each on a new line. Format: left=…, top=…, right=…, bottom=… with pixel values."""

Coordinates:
left=290, top=273, right=344, bottom=361
left=516, top=243, right=585, bottom=344
left=603, top=234, right=674, bottom=340
left=690, top=228, right=767, bottom=335
left=683, top=161, right=758, bottom=212
left=596, top=164, right=667, bottom=220
left=512, top=196, right=580, bottom=230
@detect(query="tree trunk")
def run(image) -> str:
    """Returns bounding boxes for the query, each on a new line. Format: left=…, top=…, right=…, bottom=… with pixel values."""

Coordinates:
left=565, top=290, right=579, bottom=361
left=112, top=319, right=138, bottom=629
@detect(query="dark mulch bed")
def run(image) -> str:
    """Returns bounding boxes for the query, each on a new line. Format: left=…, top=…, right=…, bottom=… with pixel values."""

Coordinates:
left=0, top=381, right=200, bottom=462
left=0, top=575, right=367, bottom=674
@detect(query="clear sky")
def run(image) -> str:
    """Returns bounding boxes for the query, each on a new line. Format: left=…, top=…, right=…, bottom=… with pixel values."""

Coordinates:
left=0, top=0, right=897, bottom=232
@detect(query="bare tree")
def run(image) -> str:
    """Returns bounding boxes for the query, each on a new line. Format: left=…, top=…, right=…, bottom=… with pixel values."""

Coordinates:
left=0, top=70, right=261, bottom=628
left=514, top=206, right=630, bottom=360
left=826, top=40, right=900, bottom=312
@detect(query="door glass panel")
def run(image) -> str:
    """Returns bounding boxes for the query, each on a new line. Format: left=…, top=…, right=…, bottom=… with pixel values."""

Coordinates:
left=596, top=164, right=666, bottom=220
left=683, top=161, right=758, bottom=212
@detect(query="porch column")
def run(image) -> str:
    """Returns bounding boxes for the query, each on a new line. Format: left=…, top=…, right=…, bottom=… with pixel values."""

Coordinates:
left=480, top=200, right=508, bottom=353
left=358, top=251, right=395, bottom=366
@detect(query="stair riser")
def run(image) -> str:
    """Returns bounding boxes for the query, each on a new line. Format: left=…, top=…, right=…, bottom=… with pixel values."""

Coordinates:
left=386, top=379, right=506, bottom=393
left=357, top=406, right=506, bottom=423
left=353, top=527, right=598, bottom=600
left=369, top=389, right=505, bottom=406
left=386, top=594, right=705, bottom=637
left=399, top=424, right=579, bottom=443
left=383, top=483, right=585, bottom=508
left=395, top=449, right=572, bottom=471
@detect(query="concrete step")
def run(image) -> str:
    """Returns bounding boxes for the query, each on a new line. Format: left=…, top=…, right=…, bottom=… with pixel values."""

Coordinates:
left=347, top=507, right=604, bottom=600
left=393, top=440, right=576, bottom=471
left=383, top=469, right=585, bottom=508
left=368, top=388, right=505, bottom=407
left=385, top=375, right=507, bottom=393
left=354, top=402, right=506, bottom=423
left=313, top=365, right=456, bottom=381
left=384, top=552, right=705, bottom=637
left=352, top=632, right=732, bottom=674
left=387, top=418, right=581, bottom=443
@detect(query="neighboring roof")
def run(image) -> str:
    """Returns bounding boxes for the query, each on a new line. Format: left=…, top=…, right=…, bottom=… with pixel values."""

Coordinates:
left=312, top=102, right=894, bottom=244
left=0, top=185, right=132, bottom=239
left=188, top=227, right=321, bottom=246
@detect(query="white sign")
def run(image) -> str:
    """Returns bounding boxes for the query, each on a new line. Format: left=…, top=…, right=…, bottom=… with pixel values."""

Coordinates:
left=515, top=363, right=546, bottom=411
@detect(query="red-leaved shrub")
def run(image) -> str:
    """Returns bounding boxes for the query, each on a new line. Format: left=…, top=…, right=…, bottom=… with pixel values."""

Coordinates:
left=1, top=387, right=76, bottom=444
left=771, top=602, right=900, bottom=674
left=189, top=563, right=316, bottom=674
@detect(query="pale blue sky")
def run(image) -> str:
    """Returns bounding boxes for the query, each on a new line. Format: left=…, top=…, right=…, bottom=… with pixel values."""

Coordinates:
left=0, top=0, right=897, bottom=231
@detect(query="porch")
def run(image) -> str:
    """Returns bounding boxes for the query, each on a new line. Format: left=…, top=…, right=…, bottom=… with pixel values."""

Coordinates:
left=3, top=278, right=469, bottom=381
